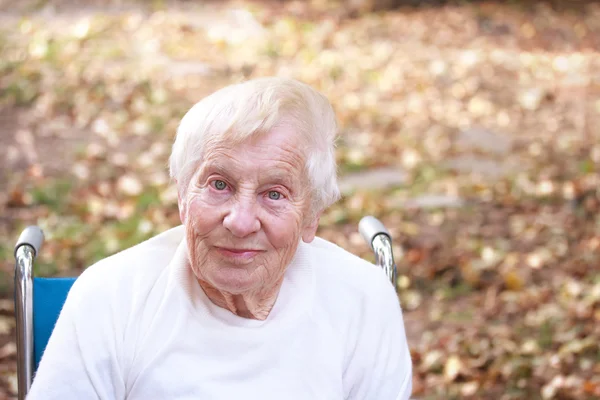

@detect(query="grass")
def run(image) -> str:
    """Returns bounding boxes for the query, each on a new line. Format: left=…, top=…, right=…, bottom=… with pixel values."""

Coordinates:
left=444, top=309, right=474, bottom=322
left=440, top=281, right=474, bottom=300
left=537, top=319, right=556, bottom=350
left=135, top=187, right=162, bottom=212
left=29, top=179, right=73, bottom=213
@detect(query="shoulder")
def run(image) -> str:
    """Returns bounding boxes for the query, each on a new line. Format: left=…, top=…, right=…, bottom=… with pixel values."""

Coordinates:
left=307, top=236, right=397, bottom=307
left=306, top=238, right=412, bottom=398
left=67, top=226, right=185, bottom=303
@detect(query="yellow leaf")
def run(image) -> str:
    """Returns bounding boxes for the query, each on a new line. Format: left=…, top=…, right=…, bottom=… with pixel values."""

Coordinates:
left=444, top=355, right=463, bottom=382
left=503, top=270, right=524, bottom=291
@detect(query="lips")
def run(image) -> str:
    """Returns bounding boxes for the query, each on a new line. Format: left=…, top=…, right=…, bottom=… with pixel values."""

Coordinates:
left=215, top=247, right=263, bottom=261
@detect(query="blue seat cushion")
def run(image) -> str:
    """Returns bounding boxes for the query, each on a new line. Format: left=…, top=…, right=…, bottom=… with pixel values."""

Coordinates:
left=33, top=277, right=77, bottom=371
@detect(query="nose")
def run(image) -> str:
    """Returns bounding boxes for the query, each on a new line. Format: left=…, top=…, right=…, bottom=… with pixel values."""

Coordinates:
left=223, top=196, right=261, bottom=238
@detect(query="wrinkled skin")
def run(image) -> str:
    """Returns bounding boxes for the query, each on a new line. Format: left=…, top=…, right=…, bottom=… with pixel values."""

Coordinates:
left=178, top=125, right=320, bottom=320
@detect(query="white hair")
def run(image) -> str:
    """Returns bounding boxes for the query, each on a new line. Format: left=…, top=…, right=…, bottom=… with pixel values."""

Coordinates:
left=169, top=77, right=340, bottom=214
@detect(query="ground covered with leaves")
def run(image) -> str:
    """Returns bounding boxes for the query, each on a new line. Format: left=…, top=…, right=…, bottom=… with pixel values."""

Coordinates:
left=0, top=0, right=599, bottom=399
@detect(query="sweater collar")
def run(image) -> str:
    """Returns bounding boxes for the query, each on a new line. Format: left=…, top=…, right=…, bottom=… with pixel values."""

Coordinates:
left=166, top=226, right=316, bottom=328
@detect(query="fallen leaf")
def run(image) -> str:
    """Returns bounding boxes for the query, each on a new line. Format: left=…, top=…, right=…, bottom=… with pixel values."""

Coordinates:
left=444, top=355, right=463, bottom=382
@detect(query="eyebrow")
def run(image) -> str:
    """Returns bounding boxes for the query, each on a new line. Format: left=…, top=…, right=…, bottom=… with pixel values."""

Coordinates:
left=263, top=171, right=294, bottom=188
left=202, top=161, right=230, bottom=178
left=201, top=162, right=296, bottom=188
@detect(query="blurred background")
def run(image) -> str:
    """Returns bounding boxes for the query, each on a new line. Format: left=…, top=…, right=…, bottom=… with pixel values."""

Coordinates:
left=1, top=0, right=599, bottom=398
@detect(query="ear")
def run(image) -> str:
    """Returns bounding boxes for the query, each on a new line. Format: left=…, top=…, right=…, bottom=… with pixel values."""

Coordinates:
left=301, top=212, right=321, bottom=243
left=177, top=187, right=187, bottom=225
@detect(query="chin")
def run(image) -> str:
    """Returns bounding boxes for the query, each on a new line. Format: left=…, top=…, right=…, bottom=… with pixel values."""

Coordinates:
left=208, top=266, right=259, bottom=294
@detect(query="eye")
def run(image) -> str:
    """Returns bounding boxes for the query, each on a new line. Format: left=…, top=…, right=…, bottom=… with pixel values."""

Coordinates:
left=212, top=180, right=227, bottom=190
left=268, top=191, right=282, bottom=200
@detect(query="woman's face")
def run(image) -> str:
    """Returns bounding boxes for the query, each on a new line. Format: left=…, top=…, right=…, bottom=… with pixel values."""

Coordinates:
left=179, top=125, right=319, bottom=295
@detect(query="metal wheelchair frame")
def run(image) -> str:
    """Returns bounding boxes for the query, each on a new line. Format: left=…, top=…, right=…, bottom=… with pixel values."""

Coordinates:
left=13, top=216, right=399, bottom=400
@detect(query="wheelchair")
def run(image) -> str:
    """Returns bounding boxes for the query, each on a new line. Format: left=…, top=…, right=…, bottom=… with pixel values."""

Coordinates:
left=13, top=216, right=400, bottom=400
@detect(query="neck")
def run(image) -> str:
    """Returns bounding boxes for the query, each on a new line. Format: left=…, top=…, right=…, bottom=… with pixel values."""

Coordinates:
left=197, top=277, right=284, bottom=320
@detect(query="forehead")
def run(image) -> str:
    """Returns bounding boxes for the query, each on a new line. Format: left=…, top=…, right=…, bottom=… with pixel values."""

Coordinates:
left=202, top=125, right=307, bottom=180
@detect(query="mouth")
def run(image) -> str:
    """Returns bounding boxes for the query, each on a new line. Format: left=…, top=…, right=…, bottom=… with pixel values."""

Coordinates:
left=214, top=247, right=263, bottom=261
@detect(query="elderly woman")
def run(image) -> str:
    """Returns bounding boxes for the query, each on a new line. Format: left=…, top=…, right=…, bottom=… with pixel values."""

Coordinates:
left=28, top=77, right=412, bottom=399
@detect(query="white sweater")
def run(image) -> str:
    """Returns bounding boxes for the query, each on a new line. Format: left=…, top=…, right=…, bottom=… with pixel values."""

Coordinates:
left=28, top=226, right=412, bottom=400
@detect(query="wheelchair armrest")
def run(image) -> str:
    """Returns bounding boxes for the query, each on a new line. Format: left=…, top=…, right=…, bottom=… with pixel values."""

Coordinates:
left=14, top=226, right=45, bottom=400
left=15, top=226, right=45, bottom=258
left=359, top=216, right=398, bottom=291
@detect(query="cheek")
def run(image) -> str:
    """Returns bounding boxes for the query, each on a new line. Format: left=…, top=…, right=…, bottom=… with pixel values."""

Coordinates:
left=263, top=210, right=304, bottom=250
left=187, top=195, right=222, bottom=235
